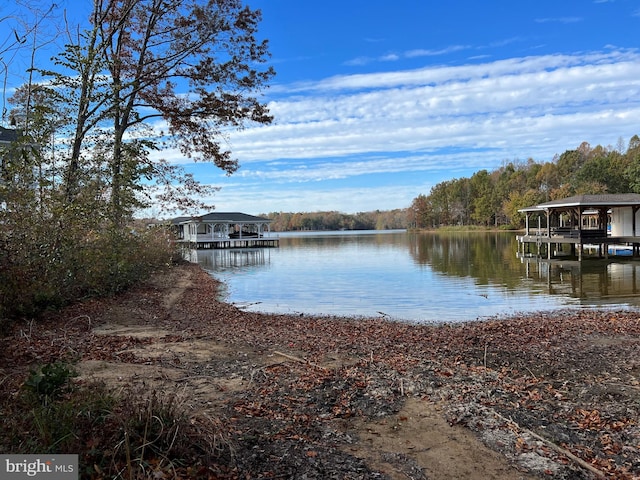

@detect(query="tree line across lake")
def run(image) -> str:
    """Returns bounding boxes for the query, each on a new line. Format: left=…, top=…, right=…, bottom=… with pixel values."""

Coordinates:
left=408, top=136, right=640, bottom=229
left=261, top=209, right=408, bottom=231
left=261, top=135, right=640, bottom=232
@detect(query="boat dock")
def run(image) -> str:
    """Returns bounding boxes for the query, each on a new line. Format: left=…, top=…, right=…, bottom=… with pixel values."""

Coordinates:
left=185, top=237, right=279, bottom=250
left=171, top=212, right=279, bottom=249
left=517, top=194, right=640, bottom=261
left=516, top=230, right=640, bottom=260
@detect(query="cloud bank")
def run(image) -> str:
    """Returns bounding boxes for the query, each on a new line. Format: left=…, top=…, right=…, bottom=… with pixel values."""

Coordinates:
left=156, top=49, right=640, bottom=215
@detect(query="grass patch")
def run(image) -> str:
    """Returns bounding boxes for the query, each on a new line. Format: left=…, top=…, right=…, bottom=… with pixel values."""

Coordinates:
left=0, top=364, right=232, bottom=478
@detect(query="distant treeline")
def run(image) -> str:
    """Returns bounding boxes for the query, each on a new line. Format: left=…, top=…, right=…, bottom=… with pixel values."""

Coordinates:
left=262, top=136, right=640, bottom=232
left=262, top=209, right=408, bottom=231
left=408, top=136, right=640, bottom=229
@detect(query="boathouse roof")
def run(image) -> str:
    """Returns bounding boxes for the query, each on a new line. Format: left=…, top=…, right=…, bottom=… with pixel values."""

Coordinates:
left=520, top=194, right=640, bottom=212
left=0, top=126, right=18, bottom=144
left=171, top=212, right=271, bottom=224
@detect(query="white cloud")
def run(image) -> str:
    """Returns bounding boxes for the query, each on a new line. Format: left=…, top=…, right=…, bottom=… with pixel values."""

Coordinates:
left=343, top=44, right=468, bottom=67
left=223, top=50, right=640, bottom=165
left=189, top=183, right=420, bottom=215
left=404, top=45, right=469, bottom=58
left=150, top=49, right=640, bottom=215
left=277, top=50, right=639, bottom=94
left=535, top=17, right=584, bottom=24
left=235, top=152, right=469, bottom=184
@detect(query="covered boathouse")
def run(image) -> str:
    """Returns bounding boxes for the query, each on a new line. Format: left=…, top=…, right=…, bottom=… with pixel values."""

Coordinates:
left=172, top=212, right=278, bottom=249
left=516, top=194, right=640, bottom=261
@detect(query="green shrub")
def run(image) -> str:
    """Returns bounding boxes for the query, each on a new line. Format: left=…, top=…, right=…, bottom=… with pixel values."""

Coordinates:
left=0, top=221, right=179, bottom=322
left=23, top=362, right=78, bottom=399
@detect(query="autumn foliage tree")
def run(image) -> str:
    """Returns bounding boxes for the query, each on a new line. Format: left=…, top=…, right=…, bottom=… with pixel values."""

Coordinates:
left=43, top=0, right=274, bottom=225
left=0, top=0, right=274, bottom=321
left=264, top=209, right=408, bottom=231
left=410, top=137, right=640, bottom=229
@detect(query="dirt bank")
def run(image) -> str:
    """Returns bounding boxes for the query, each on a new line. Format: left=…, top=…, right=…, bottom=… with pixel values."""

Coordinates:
left=2, top=262, right=639, bottom=479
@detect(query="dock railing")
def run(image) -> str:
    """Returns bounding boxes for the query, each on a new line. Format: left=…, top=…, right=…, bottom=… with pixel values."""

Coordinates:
left=525, top=227, right=607, bottom=240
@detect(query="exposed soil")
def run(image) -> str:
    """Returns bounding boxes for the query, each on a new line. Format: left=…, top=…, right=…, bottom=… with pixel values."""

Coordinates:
left=2, top=262, right=640, bottom=479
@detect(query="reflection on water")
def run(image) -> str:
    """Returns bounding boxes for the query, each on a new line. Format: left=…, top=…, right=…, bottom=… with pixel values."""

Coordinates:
left=194, top=230, right=640, bottom=323
left=195, top=249, right=270, bottom=270
left=520, top=258, right=640, bottom=304
left=407, top=231, right=521, bottom=287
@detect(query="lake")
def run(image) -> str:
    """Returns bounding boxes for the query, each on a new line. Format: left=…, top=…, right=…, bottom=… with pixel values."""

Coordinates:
left=192, top=230, right=640, bottom=323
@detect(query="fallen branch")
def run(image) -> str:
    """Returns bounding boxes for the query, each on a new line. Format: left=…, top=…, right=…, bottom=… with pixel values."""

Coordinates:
left=273, top=351, right=329, bottom=371
left=485, top=407, right=605, bottom=478
left=64, top=314, right=92, bottom=330
left=483, top=343, right=488, bottom=368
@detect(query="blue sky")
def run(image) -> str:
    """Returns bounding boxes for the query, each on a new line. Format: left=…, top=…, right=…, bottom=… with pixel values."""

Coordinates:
left=3, top=1, right=640, bottom=216
left=196, top=0, right=640, bottom=216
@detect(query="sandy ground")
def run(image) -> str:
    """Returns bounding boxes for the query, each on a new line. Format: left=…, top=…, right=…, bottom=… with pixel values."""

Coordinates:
left=79, top=264, right=537, bottom=479
left=79, top=336, right=533, bottom=480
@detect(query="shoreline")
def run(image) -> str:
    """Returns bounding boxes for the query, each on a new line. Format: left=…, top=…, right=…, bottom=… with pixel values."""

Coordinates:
left=2, top=262, right=639, bottom=479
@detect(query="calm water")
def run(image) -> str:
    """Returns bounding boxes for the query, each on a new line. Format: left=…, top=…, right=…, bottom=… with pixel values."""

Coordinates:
left=193, top=230, right=640, bottom=323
